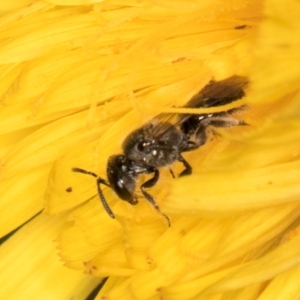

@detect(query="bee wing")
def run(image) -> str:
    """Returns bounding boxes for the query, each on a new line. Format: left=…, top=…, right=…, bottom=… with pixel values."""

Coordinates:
left=147, top=75, right=248, bottom=141
left=186, top=75, right=248, bottom=108
left=144, top=111, right=189, bottom=141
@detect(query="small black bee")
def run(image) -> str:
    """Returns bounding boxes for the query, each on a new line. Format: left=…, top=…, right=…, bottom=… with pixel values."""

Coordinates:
left=72, top=75, right=248, bottom=222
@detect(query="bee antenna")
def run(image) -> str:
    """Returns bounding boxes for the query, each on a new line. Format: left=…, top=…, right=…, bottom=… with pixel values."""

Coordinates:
left=72, top=167, right=115, bottom=218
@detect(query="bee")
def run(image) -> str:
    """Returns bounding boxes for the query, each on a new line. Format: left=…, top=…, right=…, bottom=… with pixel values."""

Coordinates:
left=72, top=75, right=248, bottom=223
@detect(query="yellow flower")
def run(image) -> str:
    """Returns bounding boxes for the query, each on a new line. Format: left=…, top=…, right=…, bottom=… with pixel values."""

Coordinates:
left=0, top=0, right=300, bottom=299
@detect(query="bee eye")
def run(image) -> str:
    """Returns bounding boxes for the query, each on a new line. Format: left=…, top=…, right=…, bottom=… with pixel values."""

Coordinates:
left=137, top=141, right=145, bottom=151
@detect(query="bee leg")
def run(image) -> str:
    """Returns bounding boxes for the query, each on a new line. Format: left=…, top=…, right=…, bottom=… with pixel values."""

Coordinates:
left=140, top=169, right=160, bottom=210
left=178, top=154, right=193, bottom=177
left=193, top=123, right=210, bottom=148
left=202, top=116, right=247, bottom=128
left=141, top=169, right=171, bottom=226
left=192, top=115, right=247, bottom=148
left=72, top=167, right=115, bottom=219
left=181, top=138, right=206, bottom=153
left=222, top=104, right=248, bottom=115
left=169, top=168, right=176, bottom=178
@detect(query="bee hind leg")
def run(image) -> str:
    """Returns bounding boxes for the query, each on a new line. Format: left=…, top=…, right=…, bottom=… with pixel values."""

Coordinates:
left=193, top=116, right=247, bottom=147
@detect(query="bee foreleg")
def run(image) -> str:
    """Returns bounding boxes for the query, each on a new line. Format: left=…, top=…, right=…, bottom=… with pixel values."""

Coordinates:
left=140, top=169, right=160, bottom=210
left=140, top=170, right=171, bottom=225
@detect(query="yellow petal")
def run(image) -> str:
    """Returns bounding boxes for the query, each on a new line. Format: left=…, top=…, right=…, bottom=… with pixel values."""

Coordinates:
left=0, top=1, right=41, bottom=16
left=258, top=264, right=300, bottom=300
left=0, top=213, right=101, bottom=299
left=0, top=164, right=50, bottom=237
left=203, top=229, right=300, bottom=295
left=0, top=12, right=100, bottom=63
left=164, top=161, right=300, bottom=215
left=250, top=0, right=300, bottom=105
